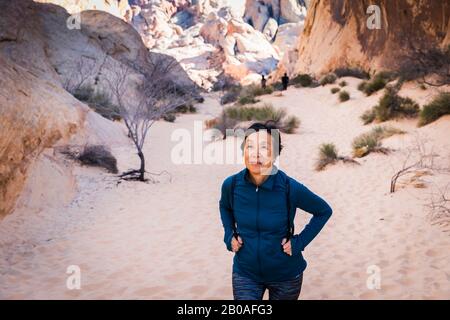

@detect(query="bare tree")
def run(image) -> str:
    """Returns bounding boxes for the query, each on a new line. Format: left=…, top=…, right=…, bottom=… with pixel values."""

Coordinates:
left=425, top=183, right=450, bottom=228
left=106, top=58, right=194, bottom=181
left=390, top=134, right=449, bottom=193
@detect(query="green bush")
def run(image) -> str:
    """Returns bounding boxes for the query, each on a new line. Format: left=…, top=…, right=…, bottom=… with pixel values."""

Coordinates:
left=316, top=143, right=338, bottom=171
left=418, top=92, right=450, bottom=126
left=175, top=103, right=197, bottom=113
left=360, top=109, right=376, bottom=125
left=331, top=87, right=340, bottom=94
left=357, top=81, right=367, bottom=91
left=339, top=80, right=347, bottom=87
left=319, top=73, right=337, bottom=86
left=77, top=145, right=118, bottom=174
left=226, top=103, right=285, bottom=122
left=243, top=84, right=274, bottom=97
left=220, top=85, right=242, bottom=105
left=74, top=85, right=121, bottom=121
left=213, top=102, right=300, bottom=136
left=339, top=90, right=350, bottom=102
left=238, top=95, right=260, bottom=105
left=280, top=115, right=301, bottom=134
left=162, top=113, right=176, bottom=122
left=372, top=87, right=419, bottom=122
left=73, top=85, right=94, bottom=102
left=363, top=71, right=395, bottom=96
left=352, top=125, right=404, bottom=157
left=292, top=74, right=313, bottom=87
left=234, top=84, right=275, bottom=105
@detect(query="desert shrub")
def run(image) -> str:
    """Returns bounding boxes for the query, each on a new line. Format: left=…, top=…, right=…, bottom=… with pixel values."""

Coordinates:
left=357, top=81, right=367, bottom=91
left=316, top=143, right=338, bottom=171
left=212, top=102, right=300, bottom=136
left=363, top=71, right=395, bottom=96
left=319, top=73, right=337, bottom=86
left=227, top=84, right=274, bottom=106
left=226, top=102, right=285, bottom=122
left=352, top=125, right=403, bottom=157
left=418, top=92, right=450, bottom=126
left=220, top=84, right=242, bottom=105
left=73, top=85, right=121, bottom=121
left=372, top=87, right=419, bottom=122
left=238, top=95, right=260, bottom=105
left=339, top=90, right=350, bottom=102
left=161, top=102, right=197, bottom=122
left=242, top=84, right=273, bottom=97
left=162, top=113, right=176, bottom=122
left=334, top=67, right=370, bottom=79
left=331, top=87, right=340, bottom=94
left=360, top=109, right=376, bottom=125
left=77, top=145, right=118, bottom=173
left=73, top=85, right=94, bottom=101
left=292, top=74, right=313, bottom=87
left=175, top=103, right=197, bottom=113
left=339, top=80, right=347, bottom=87
left=280, top=115, right=301, bottom=134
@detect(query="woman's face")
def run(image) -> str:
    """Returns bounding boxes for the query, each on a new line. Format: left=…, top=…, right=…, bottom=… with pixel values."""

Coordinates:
left=244, top=130, right=274, bottom=176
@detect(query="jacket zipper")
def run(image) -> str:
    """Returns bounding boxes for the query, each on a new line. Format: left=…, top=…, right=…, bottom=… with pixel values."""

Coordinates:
left=256, top=185, right=262, bottom=279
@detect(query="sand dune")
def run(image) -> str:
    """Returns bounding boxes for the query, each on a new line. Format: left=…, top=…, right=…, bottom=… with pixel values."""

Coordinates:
left=0, top=82, right=449, bottom=299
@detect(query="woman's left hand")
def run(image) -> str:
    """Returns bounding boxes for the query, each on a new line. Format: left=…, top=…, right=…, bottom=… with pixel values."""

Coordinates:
left=281, top=238, right=292, bottom=256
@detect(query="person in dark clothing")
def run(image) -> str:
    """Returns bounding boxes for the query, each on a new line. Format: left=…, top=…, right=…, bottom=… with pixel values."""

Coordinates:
left=219, top=122, right=333, bottom=300
left=281, top=73, right=289, bottom=90
left=261, top=74, right=267, bottom=89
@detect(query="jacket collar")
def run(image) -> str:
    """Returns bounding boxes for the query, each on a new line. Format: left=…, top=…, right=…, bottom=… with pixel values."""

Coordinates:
left=241, top=165, right=278, bottom=190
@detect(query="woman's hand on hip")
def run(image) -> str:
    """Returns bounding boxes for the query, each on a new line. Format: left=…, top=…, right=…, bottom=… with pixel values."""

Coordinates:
left=231, top=235, right=243, bottom=252
left=282, top=238, right=292, bottom=256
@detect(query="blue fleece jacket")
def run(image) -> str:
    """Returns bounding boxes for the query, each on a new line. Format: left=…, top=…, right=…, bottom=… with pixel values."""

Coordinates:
left=219, top=166, right=332, bottom=282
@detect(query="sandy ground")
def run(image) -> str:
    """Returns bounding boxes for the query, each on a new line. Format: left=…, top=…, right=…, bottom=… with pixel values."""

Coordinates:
left=0, top=80, right=449, bottom=299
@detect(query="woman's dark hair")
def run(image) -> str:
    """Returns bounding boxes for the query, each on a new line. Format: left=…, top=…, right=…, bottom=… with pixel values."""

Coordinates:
left=240, top=121, right=283, bottom=156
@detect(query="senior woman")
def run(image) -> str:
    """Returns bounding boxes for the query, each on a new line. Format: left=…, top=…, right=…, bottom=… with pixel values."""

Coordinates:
left=219, top=121, right=333, bottom=300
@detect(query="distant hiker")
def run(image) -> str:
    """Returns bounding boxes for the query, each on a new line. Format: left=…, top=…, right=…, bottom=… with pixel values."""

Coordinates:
left=281, top=73, right=289, bottom=90
left=261, top=74, right=267, bottom=89
left=219, top=122, right=333, bottom=300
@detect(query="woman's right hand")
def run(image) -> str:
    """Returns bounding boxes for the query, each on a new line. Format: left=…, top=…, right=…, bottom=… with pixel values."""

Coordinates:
left=231, top=235, right=243, bottom=252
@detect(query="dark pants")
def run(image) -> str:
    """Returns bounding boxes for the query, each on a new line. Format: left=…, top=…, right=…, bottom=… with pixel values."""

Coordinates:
left=232, top=271, right=303, bottom=300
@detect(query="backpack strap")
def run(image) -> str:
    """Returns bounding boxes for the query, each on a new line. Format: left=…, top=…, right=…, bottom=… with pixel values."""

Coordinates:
left=229, top=174, right=238, bottom=239
left=285, top=177, right=294, bottom=240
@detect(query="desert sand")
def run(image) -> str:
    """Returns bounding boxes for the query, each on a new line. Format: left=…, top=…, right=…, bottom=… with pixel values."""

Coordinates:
left=0, top=79, right=449, bottom=299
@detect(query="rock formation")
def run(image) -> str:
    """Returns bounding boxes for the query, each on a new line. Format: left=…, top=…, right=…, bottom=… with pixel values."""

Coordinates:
left=274, top=0, right=450, bottom=79
left=36, top=0, right=308, bottom=89
left=0, top=0, right=198, bottom=218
